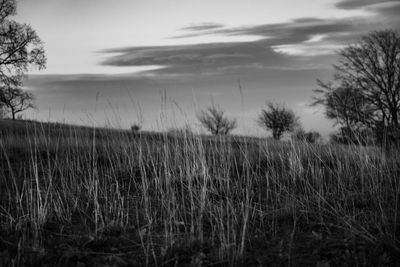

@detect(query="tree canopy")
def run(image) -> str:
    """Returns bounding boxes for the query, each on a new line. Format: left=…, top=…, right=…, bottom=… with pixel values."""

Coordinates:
left=0, top=0, right=46, bottom=86
left=258, top=102, right=299, bottom=140
left=197, top=106, right=237, bottom=135
left=313, top=29, right=400, bottom=145
left=0, top=0, right=45, bottom=119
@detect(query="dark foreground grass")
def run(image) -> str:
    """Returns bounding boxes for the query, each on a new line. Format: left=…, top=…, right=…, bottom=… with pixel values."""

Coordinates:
left=0, top=119, right=399, bottom=266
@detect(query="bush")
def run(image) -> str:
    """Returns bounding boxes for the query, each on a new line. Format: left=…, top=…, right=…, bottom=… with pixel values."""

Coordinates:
left=292, top=128, right=321, bottom=143
left=131, top=124, right=141, bottom=133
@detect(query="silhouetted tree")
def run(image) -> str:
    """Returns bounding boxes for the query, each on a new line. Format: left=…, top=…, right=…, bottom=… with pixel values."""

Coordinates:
left=0, top=0, right=46, bottom=86
left=0, top=0, right=45, bottom=121
left=313, top=29, right=400, bottom=145
left=131, top=124, right=141, bottom=133
left=0, top=85, right=35, bottom=120
left=313, top=82, right=372, bottom=130
left=258, top=102, right=298, bottom=140
left=197, top=106, right=237, bottom=135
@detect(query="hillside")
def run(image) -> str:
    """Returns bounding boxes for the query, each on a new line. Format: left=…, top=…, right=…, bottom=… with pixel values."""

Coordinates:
left=0, top=119, right=399, bottom=266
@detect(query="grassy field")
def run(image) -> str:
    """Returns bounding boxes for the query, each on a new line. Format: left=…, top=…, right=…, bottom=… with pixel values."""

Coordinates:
left=0, top=119, right=399, bottom=266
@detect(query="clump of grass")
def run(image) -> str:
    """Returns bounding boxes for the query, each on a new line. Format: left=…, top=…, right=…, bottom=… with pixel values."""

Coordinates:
left=0, top=120, right=399, bottom=266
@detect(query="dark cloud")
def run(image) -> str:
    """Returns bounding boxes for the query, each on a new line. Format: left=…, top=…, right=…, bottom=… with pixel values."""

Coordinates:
left=334, top=0, right=400, bottom=29
left=370, top=2, right=400, bottom=28
left=100, top=18, right=359, bottom=76
left=100, top=0, right=400, bottom=77
left=171, top=23, right=225, bottom=39
left=334, top=0, right=396, bottom=10
left=216, top=18, right=357, bottom=44
left=172, top=18, right=354, bottom=40
left=101, top=41, right=297, bottom=76
left=179, top=23, right=224, bottom=32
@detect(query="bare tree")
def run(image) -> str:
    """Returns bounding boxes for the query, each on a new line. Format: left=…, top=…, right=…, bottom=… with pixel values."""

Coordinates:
left=313, top=29, right=400, bottom=144
left=313, top=81, right=373, bottom=130
left=0, top=85, right=35, bottom=120
left=313, top=81, right=374, bottom=143
left=197, top=106, right=237, bottom=135
left=0, top=0, right=46, bottom=85
left=258, top=102, right=298, bottom=140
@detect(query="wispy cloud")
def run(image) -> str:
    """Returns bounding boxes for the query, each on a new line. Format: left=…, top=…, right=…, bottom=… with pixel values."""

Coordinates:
left=98, top=20, right=354, bottom=76
left=179, top=23, right=224, bottom=32
left=100, top=0, right=400, bottom=77
left=333, top=0, right=400, bottom=27
left=334, top=0, right=396, bottom=10
left=101, top=41, right=294, bottom=76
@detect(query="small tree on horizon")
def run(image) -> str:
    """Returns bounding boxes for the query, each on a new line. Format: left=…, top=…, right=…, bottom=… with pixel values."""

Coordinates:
left=258, top=102, right=299, bottom=140
left=0, top=85, right=35, bottom=120
left=131, top=124, right=141, bottom=133
left=197, top=106, right=237, bottom=135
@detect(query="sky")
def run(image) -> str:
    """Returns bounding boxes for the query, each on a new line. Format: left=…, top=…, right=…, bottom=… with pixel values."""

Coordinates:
left=15, top=0, right=400, bottom=136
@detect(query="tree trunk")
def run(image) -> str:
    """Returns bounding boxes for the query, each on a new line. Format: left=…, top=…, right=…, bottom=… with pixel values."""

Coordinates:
left=11, top=108, right=15, bottom=120
left=273, top=131, right=282, bottom=140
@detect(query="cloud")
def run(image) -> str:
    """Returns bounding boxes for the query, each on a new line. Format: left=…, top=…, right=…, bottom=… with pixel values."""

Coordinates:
left=172, top=17, right=361, bottom=44
left=272, top=42, right=345, bottom=57
left=215, top=18, right=356, bottom=42
left=100, top=1, right=400, bottom=77
left=100, top=18, right=358, bottom=76
left=172, top=17, right=356, bottom=41
left=171, top=23, right=226, bottom=39
left=334, top=0, right=400, bottom=28
left=334, top=0, right=395, bottom=10
left=369, top=1, right=400, bottom=26
left=179, top=23, right=224, bottom=32
left=101, top=39, right=327, bottom=77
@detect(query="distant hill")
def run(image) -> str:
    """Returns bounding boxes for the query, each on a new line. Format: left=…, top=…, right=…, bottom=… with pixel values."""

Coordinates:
left=0, top=118, right=267, bottom=142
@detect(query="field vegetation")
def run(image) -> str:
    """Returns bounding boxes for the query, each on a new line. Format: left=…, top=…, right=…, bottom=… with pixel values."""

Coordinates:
left=0, top=119, right=399, bottom=266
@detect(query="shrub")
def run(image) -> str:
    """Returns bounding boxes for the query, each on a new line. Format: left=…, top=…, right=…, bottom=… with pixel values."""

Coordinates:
left=131, top=124, right=141, bottom=133
left=197, top=106, right=237, bottom=135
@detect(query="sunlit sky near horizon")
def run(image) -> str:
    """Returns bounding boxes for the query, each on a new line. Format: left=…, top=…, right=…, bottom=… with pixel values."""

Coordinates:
left=15, top=0, right=400, bottom=136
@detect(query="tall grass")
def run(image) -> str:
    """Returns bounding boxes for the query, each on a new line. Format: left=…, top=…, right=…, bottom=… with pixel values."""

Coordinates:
left=0, top=120, right=399, bottom=266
